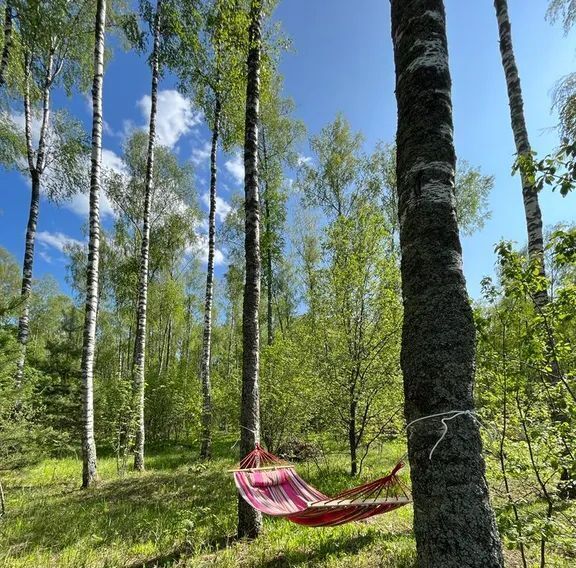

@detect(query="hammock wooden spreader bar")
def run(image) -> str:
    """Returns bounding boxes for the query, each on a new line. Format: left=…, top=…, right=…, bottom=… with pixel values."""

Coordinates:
left=232, top=444, right=411, bottom=527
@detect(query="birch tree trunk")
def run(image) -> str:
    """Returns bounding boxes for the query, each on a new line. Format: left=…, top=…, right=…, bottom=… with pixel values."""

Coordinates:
left=494, top=0, right=548, bottom=307
left=0, top=1, right=12, bottom=87
left=133, top=0, right=161, bottom=472
left=495, top=0, right=574, bottom=497
left=238, top=0, right=263, bottom=540
left=391, top=2, right=504, bottom=566
left=15, top=53, right=52, bottom=387
left=80, top=0, right=106, bottom=489
left=199, top=95, right=221, bottom=460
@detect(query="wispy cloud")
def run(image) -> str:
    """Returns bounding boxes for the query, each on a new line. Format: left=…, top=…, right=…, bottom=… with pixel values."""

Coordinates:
left=37, top=231, right=84, bottom=252
left=191, top=141, right=211, bottom=166
left=297, top=153, right=312, bottom=167
left=224, top=152, right=244, bottom=185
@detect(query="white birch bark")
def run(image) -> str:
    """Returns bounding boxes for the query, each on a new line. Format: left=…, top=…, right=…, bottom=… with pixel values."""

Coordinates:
left=494, top=0, right=548, bottom=307
left=199, top=95, right=221, bottom=460
left=15, top=51, right=53, bottom=387
left=80, top=0, right=106, bottom=489
left=133, top=0, right=162, bottom=472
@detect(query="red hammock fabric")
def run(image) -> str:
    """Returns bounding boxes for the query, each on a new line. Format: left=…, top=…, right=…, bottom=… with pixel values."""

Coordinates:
left=233, top=445, right=410, bottom=527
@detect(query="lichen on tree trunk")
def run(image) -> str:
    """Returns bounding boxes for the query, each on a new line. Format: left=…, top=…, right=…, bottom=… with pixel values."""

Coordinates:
left=391, top=1, right=504, bottom=566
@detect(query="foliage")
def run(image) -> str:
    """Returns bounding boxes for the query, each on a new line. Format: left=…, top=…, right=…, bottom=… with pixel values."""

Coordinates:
left=475, top=228, right=576, bottom=565
left=514, top=139, right=576, bottom=197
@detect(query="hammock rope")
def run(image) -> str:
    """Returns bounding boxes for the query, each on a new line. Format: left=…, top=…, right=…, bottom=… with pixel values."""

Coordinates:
left=232, top=444, right=410, bottom=527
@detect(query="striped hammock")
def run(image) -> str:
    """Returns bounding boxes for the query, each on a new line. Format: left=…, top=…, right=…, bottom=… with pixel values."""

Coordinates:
left=232, top=445, right=411, bottom=527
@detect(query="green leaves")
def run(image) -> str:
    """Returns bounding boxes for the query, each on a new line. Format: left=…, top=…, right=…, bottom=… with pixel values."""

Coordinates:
left=513, top=140, right=576, bottom=197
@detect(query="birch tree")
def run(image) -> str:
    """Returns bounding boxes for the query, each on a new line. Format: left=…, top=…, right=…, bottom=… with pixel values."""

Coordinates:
left=80, top=0, right=107, bottom=489
left=391, top=1, right=504, bottom=566
left=494, top=0, right=548, bottom=307
left=0, top=1, right=13, bottom=87
left=131, top=0, right=162, bottom=472
left=5, top=0, right=92, bottom=387
left=174, top=0, right=247, bottom=460
left=238, top=0, right=263, bottom=540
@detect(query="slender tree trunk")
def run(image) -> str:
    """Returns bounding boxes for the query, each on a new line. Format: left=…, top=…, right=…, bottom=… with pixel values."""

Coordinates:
left=15, top=172, right=40, bottom=388
left=199, top=95, right=221, bottom=460
left=494, top=0, right=547, bottom=306
left=15, top=53, right=52, bottom=387
left=349, top=399, right=357, bottom=476
left=238, top=0, right=263, bottom=541
left=391, top=2, right=504, bottom=567
left=495, top=0, right=574, bottom=497
left=133, top=0, right=161, bottom=472
left=80, top=0, right=106, bottom=489
left=0, top=1, right=12, bottom=87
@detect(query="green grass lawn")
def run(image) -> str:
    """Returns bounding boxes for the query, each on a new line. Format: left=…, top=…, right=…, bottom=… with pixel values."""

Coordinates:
left=0, top=440, right=573, bottom=567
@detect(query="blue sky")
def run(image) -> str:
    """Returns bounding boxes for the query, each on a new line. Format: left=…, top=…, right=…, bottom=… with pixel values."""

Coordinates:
left=0, top=0, right=575, bottom=299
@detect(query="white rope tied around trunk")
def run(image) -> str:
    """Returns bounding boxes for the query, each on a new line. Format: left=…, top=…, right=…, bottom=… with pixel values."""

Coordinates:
left=405, top=410, right=480, bottom=461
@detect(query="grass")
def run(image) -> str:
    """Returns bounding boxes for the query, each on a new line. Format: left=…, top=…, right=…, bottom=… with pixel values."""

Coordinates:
left=0, top=439, right=573, bottom=567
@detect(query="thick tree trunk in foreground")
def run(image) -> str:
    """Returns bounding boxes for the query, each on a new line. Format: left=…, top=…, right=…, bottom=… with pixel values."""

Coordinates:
left=80, top=0, right=106, bottom=489
left=494, top=0, right=547, bottom=307
left=0, top=2, right=13, bottom=86
left=199, top=96, right=221, bottom=460
left=391, top=2, right=504, bottom=567
left=133, top=0, right=161, bottom=472
left=238, top=0, right=263, bottom=540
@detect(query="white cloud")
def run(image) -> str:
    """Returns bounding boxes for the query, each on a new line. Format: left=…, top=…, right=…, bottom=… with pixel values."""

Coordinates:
left=201, top=192, right=232, bottom=223
left=39, top=250, right=53, bottom=264
left=186, top=235, right=226, bottom=267
left=37, top=231, right=84, bottom=252
left=191, top=141, right=211, bottom=166
left=185, top=218, right=226, bottom=267
left=297, top=154, right=312, bottom=167
left=224, top=152, right=244, bottom=185
left=66, top=190, right=116, bottom=219
left=101, top=148, right=127, bottom=176
left=137, top=90, right=202, bottom=149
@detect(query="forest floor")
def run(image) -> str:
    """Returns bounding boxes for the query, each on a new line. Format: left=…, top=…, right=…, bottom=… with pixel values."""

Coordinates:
left=0, top=439, right=573, bottom=567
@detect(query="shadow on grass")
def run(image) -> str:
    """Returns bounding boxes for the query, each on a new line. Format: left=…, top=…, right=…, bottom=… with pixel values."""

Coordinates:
left=3, top=463, right=238, bottom=558
left=2, top=443, right=415, bottom=567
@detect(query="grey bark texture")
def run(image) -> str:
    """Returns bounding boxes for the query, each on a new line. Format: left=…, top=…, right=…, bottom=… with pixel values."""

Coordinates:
left=238, top=0, right=263, bottom=540
left=15, top=52, right=53, bottom=387
left=0, top=2, right=12, bottom=86
left=199, top=95, right=221, bottom=460
left=80, top=0, right=106, bottom=489
left=133, top=0, right=162, bottom=472
left=391, top=2, right=505, bottom=567
left=494, top=0, right=548, bottom=307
